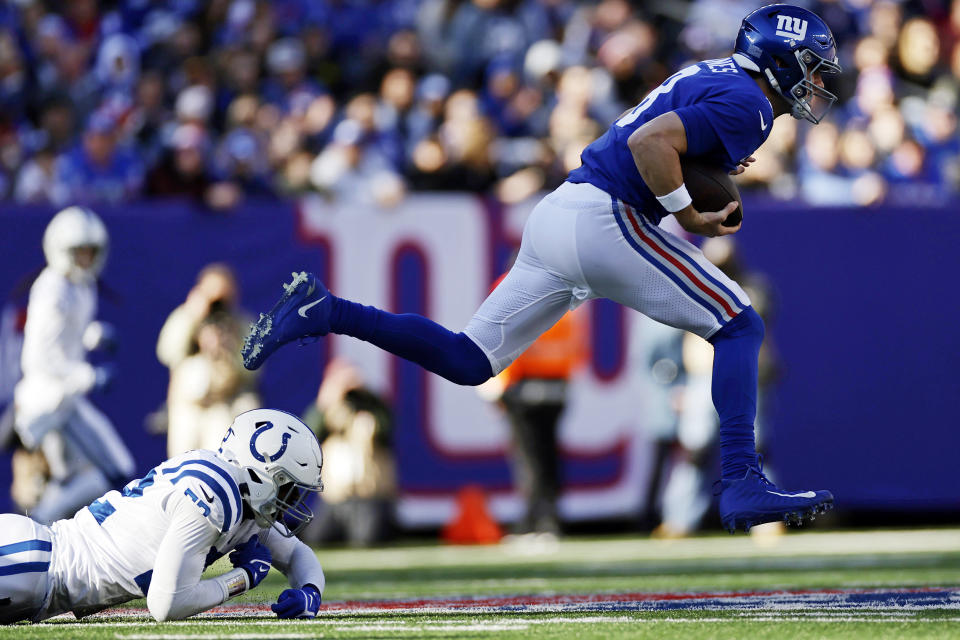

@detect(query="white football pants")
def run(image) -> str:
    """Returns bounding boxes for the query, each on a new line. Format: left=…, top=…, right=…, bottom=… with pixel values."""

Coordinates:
left=16, top=396, right=135, bottom=487
left=0, top=514, right=51, bottom=624
left=465, top=181, right=752, bottom=374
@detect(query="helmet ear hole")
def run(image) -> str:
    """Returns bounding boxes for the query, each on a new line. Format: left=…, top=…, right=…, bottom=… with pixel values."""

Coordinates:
left=248, top=469, right=263, bottom=483
left=772, top=55, right=788, bottom=69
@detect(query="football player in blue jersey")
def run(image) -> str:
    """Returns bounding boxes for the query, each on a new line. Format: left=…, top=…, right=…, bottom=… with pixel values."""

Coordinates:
left=241, top=5, right=840, bottom=533
left=0, top=409, right=326, bottom=623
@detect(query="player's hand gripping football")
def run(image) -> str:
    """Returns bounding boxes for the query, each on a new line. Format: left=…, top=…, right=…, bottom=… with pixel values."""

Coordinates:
left=728, top=155, right=756, bottom=176
left=229, top=536, right=272, bottom=589
left=272, top=584, right=322, bottom=619
left=675, top=201, right=742, bottom=237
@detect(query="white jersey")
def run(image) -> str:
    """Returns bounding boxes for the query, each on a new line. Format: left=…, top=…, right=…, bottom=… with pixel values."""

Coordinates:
left=15, top=267, right=98, bottom=423
left=38, top=449, right=324, bottom=620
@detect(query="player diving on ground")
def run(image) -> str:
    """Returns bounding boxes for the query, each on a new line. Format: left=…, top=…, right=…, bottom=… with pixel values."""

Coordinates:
left=241, top=5, right=839, bottom=533
left=0, top=409, right=325, bottom=623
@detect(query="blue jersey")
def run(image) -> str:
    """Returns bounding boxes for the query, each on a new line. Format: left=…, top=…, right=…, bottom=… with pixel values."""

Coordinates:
left=568, top=57, right=774, bottom=223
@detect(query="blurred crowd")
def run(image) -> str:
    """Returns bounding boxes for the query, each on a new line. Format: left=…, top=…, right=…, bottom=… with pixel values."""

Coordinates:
left=0, top=0, right=957, bottom=209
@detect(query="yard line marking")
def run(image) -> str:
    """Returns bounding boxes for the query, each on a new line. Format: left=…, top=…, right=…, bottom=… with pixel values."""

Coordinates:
left=317, top=529, right=960, bottom=571
left=118, top=635, right=320, bottom=640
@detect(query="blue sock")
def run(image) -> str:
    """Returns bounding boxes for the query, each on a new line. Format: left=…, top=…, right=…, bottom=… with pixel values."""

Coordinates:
left=329, top=297, right=493, bottom=386
left=708, top=307, right=764, bottom=479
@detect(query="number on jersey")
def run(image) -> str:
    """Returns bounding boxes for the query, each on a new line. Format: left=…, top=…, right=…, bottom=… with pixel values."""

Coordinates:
left=184, top=488, right=212, bottom=518
left=615, top=66, right=702, bottom=127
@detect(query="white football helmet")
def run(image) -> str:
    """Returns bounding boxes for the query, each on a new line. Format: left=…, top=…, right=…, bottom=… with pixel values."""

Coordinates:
left=217, top=409, right=324, bottom=537
left=42, top=206, right=110, bottom=282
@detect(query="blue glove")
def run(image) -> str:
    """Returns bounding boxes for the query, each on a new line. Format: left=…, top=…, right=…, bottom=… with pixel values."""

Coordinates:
left=272, top=584, right=321, bottom=619
left=92, top=364, right=116, bottom=393
left=229, top=536, right=272, bottom=588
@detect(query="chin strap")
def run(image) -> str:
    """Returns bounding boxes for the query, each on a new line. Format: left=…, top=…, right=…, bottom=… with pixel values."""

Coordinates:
left=763, top=68, right=780, bottom=91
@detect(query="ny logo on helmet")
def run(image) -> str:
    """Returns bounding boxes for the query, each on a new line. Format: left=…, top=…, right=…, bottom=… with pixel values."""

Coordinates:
left=775, top=15, right=807, bottom=41
left=250, top=422, right=292, bottom=463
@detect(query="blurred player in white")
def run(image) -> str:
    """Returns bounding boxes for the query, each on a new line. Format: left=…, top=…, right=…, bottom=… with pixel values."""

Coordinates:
left=0, top=409, right=326, bottom=623
left=14, top=206, right=134, bottom=523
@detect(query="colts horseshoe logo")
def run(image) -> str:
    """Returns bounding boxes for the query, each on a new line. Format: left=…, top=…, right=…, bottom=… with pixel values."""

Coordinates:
left=250, top=422, right=292, bottom=463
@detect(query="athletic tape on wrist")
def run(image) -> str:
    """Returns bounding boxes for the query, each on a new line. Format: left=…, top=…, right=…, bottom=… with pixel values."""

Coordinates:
left=656, top=183, right=693, bottom=212
left=218, top=567, right=251, bottom=599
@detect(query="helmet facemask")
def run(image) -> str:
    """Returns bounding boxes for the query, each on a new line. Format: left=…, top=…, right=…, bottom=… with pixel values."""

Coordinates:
left=241, top=466, right=324, bottom=537
left=782, top=48, right=841, bottom=124
left=273, top=478, right=324, bottom=537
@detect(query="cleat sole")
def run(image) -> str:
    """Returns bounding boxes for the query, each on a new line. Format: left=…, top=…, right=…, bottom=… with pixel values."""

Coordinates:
left=723, top=497, right=834, bottom=533
left=241, top=271, right=318, bottom=370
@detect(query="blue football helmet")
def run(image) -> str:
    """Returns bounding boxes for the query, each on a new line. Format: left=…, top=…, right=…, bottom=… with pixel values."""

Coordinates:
left=732, top=4, right=841, bottom=124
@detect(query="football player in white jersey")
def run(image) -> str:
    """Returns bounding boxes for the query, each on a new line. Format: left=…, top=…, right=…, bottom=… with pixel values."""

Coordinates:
left=0, top=409, right=326, bottom=623
left=14, top=206, right=135, bottom=524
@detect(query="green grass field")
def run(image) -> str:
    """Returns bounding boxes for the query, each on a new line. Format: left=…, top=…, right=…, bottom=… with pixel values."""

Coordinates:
left=7, top=527, right=960, bottom=639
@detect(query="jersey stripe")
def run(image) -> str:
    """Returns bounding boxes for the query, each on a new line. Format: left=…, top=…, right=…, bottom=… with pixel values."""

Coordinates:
left=168, top=469, right=236, bottom=531
left=632, top=209, right=747, bottom=314
left=88, top=498, right=117, bottom=525
left=182, top=460, right=243, bottom=515
left=621, top=203, right=738, bottom=320
left=161, top=457, right=243, bottom=528
left=121, top=469, right=157, bottom=498
left=612, top=198, right=726, bottom=324
left=0, top=539, right=52, bottom=556
left=0, top=562, right=49, bottom=575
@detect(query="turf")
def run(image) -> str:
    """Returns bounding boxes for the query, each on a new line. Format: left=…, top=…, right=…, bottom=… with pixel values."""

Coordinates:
left=6, top=527, right=960, bottom=639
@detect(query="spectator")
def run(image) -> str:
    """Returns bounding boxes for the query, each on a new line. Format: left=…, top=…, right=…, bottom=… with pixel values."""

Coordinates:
left=129, top=72, right=171, bottom=168
left=0, top=1, right=955, bottom=206
left=263, top=37, right=325, bottom=114
left=156, top=264, right=259, bottom=457
left=14, top=146, right=65, bottom=204
left=32, top=95, right=78, bottom=155
left=94, top=33, right=140, bottom=99
left=310, top=119, right=406, bottom=207
left=55, top=112, right=144, bottom=205
left=300, top=358, right=396, bottom=548
left=174, top=84, right=214, bottom=129
left=0, top=28, right=29, bottom=124
left=145, top=123, right=213, bottom=203
left=213, top=128, right=274, bottom=196
left=480, top=299, right=587, bottom=538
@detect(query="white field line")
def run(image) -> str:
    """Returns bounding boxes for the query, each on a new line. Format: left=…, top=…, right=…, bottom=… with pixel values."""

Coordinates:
left=110, top=616, right=960, bottom=636
left=118, top=636, right=319, bottom=640
left=332, top=624, right=527, bottom=632
left=724, top=617, right=960, bottom=623
left=318, top=529, right=960, bottom=571
left=736, top=611, right=916, bottom=617
left=48, top=602, right=960, bottom=624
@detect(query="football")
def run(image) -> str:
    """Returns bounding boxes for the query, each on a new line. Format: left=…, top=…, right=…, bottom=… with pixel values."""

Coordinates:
left=681, top=160, right=744, bottom=227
